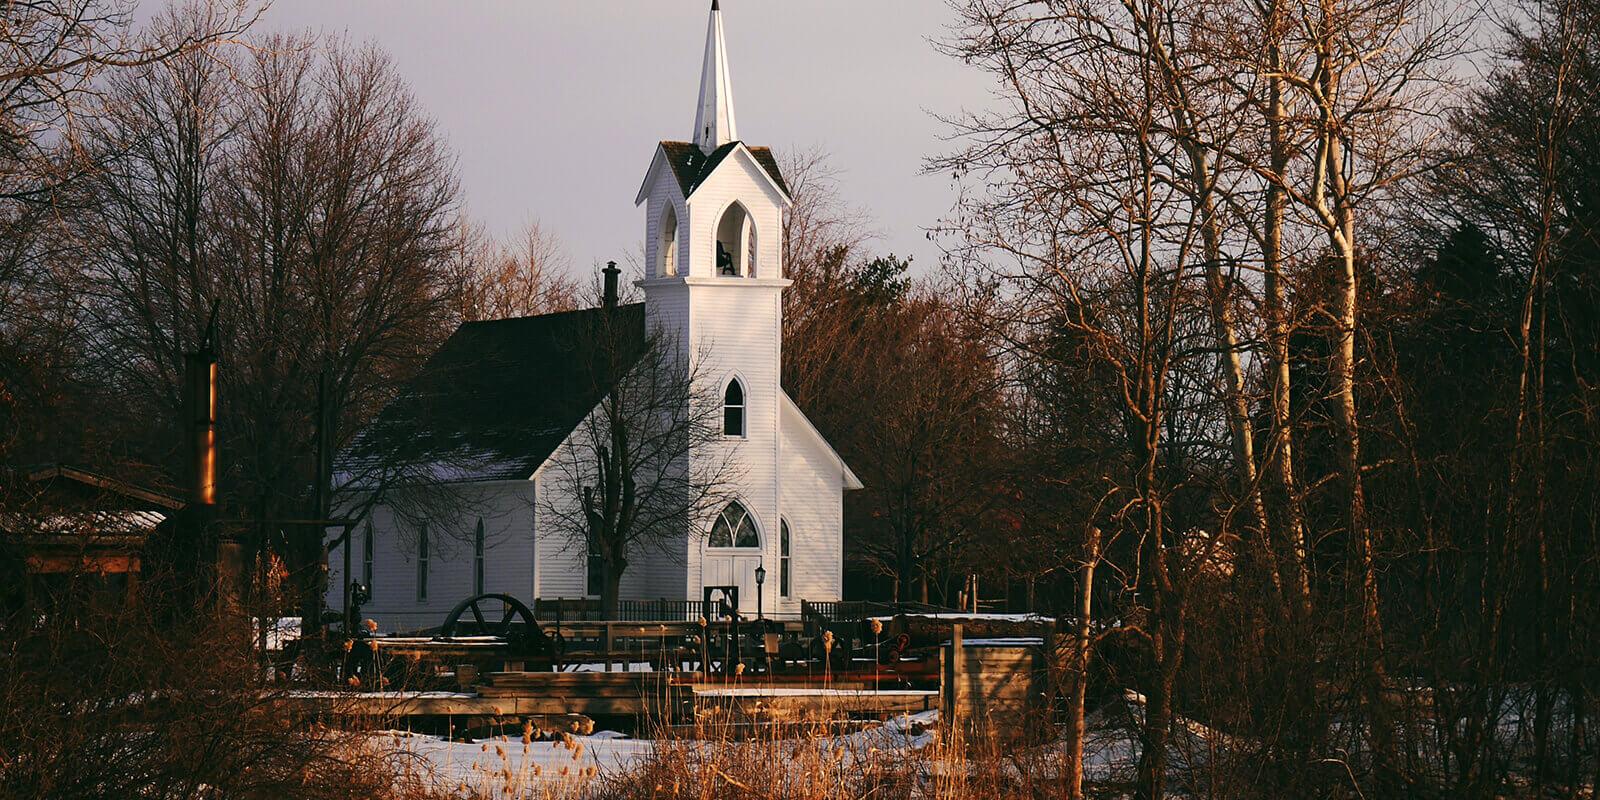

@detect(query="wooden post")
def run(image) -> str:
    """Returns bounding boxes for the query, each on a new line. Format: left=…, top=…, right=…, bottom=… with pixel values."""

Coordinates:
left=942, top=623, right=964, bottom=730
left=604, top=622, right=615, bottom=673
left=700, top=626, right=711, bottom=678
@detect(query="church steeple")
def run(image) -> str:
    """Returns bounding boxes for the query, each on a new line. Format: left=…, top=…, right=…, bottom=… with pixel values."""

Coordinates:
left=692, top=0, right=738, bottom=154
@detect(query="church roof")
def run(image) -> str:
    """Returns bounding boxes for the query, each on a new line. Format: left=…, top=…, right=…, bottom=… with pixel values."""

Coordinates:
left=659, top=140, right=790, bottom=200
left=340, top=303, right=648, bottom=484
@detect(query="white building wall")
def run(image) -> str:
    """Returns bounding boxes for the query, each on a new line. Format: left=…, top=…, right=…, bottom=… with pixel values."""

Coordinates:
left=534, top=408, right=693, bottom=604
left=779, top=396, right=846, bottom=613
left=327, top=481, right=536, bottom=632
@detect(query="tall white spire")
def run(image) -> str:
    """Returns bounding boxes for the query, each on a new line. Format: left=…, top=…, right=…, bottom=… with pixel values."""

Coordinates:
left=692, top=0, right=738, bottom=154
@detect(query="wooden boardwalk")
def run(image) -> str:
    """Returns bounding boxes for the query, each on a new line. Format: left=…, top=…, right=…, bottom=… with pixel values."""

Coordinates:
left=282, top=671, right=937, bottom=722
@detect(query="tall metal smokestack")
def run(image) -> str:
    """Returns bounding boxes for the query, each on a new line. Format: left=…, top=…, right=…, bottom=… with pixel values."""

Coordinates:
left=154, top=311, right=220, bottom=612
left=183, top=330, right=218, bottom=507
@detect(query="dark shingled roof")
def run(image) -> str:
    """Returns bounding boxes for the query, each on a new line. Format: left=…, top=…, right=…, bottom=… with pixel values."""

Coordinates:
left=659, top=140, right=790, bottom=200
left=341, top=303, right=648, bottom=484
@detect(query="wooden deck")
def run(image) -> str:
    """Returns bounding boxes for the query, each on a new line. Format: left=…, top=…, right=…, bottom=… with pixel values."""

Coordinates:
left=280, top=670, right=937, bottom=722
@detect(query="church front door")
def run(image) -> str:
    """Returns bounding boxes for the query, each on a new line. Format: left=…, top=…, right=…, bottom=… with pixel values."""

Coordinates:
left=702, top=553, right=761, bottom=617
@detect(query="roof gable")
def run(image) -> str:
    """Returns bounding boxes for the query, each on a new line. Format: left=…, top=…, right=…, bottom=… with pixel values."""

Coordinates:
left=340, top=304, right=649, bottom=484
left=781, top=391, right=863, bottom=490
left=641, top=141, right=790, bottom=206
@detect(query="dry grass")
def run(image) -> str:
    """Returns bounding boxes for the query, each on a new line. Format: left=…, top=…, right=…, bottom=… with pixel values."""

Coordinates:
left=382, top=700, right=1094, bottom=800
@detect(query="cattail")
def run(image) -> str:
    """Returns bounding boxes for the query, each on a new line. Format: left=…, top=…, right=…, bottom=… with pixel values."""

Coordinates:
left=735, top=662, right=745, bottom=675
left=366, top=639, right=379, bottom=652
left=346, top=676, right=360, bottom=688
left=822, top=630, right=835, bottom=653
left=573, top=741, right=585, bottom=759
left=870, top=619, right=883, bottom=636
left=363, top=618, right=379, bottom=633
left=698, top=616, right=708, bottom=628
left=341, top=639, right=353, bottom=653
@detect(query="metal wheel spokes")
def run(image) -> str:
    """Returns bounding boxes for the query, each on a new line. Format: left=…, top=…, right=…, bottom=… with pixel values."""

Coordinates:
left=440, top=593, right=538, bottom=640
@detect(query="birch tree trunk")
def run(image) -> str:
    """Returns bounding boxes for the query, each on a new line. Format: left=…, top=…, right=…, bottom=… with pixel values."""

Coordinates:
left=1062, top=525, right=1101, bottom=800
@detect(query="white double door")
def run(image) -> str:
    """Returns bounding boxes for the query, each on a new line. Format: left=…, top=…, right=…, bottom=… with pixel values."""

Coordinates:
left=702, top=552, right=763, bottom=617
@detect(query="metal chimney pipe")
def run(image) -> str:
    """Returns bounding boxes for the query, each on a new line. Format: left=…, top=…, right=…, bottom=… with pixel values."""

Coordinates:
left=602, top=260, right=620, bottom=310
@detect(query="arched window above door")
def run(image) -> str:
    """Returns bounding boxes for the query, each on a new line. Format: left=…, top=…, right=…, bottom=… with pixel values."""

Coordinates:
left=708, top=501, right=759, bottom=548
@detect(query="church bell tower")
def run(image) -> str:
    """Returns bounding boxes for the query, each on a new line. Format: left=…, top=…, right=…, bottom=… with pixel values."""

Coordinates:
left=633, top=0, right=794, bottom=605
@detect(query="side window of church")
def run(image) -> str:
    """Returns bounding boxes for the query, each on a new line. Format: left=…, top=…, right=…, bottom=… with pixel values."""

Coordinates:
left=586, top=536, right=604, bottom=597
left=723, top=379, right=745, bottom=437
left=417, top=523, right=430, bottom=603
left=474, top=518, right=486, bottom=595
left=780, top=519, right=792, bottom=598
left=362, top=523, right=374, bottom=600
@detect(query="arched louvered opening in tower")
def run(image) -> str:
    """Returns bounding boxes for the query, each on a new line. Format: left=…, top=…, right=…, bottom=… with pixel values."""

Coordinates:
left=714, top=202, right=754, bottom=277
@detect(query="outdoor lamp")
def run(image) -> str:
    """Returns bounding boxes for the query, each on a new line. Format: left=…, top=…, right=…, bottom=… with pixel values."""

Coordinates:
left=755, top=562, right=767, bottom=621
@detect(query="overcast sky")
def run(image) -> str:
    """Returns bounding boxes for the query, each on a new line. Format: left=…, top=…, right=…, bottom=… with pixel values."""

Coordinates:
left=253, top=1, right=996, bottom=279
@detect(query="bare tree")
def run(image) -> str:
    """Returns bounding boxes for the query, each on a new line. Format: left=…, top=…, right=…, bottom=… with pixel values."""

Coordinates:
left=539, top=276, right=740, bottom=617
left=71, top=21, right=463, bottom=634
left=0, top=0, right=260, bottom=203
left=936, top=2, right=1257, bottom=795
left=450, top=219, right=580, bottom=323
left=0, top=1, right=259, bottom=468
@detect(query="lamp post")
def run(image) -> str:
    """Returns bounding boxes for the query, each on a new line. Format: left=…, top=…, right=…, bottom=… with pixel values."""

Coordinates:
left=754, top=562, right=766, bottom=621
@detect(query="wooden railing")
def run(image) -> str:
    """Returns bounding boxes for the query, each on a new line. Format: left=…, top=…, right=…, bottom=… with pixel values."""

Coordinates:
left=799, top=600, right=959, bottom=623
left=531, top=598, right=717, bottom=624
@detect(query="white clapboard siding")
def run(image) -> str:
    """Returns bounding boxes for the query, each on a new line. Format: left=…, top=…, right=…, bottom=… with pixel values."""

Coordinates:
left=326, top=481, right=536, bottom=632
left=779, top=394, right=847, bottom=611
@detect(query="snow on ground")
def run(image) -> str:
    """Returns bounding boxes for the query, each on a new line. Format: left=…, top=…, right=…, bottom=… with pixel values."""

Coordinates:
left=378, top=710, right=941, bottom=792
left=947, top=637, right=1046, bottom=647
left=373, top=690, right=1253, bottom=793
left=565, top=661, right=655, bottom=672
left=256, top=617, right=300, bottom=651
left=383, top=728, right=655, bottom=789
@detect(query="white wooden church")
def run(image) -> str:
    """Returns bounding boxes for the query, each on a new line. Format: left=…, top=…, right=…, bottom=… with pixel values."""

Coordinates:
left=328, top=2, right=860, bottom=629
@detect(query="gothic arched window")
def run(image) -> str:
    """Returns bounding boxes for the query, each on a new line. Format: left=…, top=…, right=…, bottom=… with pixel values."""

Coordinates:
left=473, top=518, right=486, bottom=595
left=779, top=518, right=793, bottom=598
left=659, top=205, right=678, bottom=276
left=723, top=378, right=745, bottom=437
left=708, top=501, right=760, bottom=548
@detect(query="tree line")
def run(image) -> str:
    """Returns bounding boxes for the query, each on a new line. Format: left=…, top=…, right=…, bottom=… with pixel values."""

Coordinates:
left=781, top=0, right=1599, bottom=796
left=1, top=0, right=1597, bottom=796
